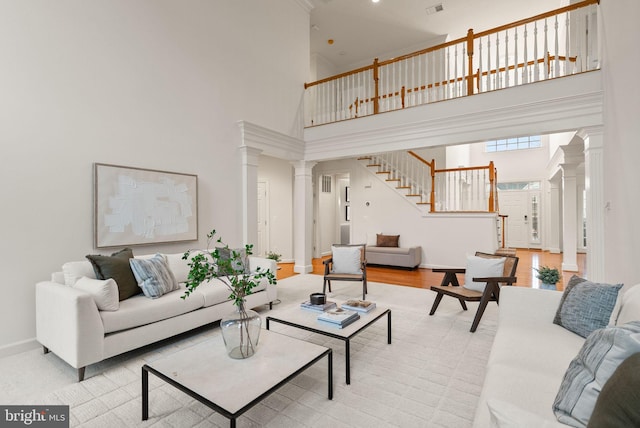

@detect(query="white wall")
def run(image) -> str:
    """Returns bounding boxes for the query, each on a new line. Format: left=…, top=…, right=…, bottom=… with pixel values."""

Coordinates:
left=600, top=0, right=640, bottom=286
left=0, top=0, right=309, bottom=353
left=257, top=155, right=294, bottom=261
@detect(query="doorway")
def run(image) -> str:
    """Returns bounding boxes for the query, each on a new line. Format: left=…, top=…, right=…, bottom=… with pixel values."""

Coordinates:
left=257, top=181, right=269, bottom=256
left=497, top=182, right=541, bottom=249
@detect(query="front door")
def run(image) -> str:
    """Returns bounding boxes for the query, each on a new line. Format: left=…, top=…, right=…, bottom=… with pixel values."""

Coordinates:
left=499, top=191, right=529, bottom=248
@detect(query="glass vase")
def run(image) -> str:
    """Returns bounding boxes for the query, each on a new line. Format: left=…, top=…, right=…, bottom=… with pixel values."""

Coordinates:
left=220, top=303, right=261, bottom=359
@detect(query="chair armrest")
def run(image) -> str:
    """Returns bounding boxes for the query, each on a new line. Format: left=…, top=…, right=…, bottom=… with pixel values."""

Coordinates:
left=36, top=281, right=105, bottom=369
left=432, top=268, right=466, bottom=274
left=248, top=256, right=277, bottom=274
left=473, top=276, right=517, bottom=284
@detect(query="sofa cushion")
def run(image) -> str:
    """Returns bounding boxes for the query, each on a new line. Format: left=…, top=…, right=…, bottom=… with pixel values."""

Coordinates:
left=100, top=286, right=204, bottom=334
left=86, top=248, right=140, bottom=301
left=72, top=277, right=119, bottom=311
left=129, top=254, right=179, bottom=299
left=553, top=321, right=640, bottom=427
left=586, top=352, right=640, bottom=428
left=62, top=260, right=97, bottom=286
left=487, top=399, right=566, bottom=428
left=553, top=278, right=623, bottom=338
left=617, top=284, right=640, bottom=326
left=464, top=255, right=505, bottom=292
left=376, top=234, right=399, bottom=247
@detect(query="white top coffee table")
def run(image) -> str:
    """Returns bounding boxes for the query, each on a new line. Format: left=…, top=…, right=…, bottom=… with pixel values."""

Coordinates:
left=266, top=303, right=391, bottom=384
left=142, top=330, right=332, bottom=427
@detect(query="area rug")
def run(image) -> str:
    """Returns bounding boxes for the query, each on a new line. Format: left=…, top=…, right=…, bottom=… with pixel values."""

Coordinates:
left=0, top=275, right=499, bottom=427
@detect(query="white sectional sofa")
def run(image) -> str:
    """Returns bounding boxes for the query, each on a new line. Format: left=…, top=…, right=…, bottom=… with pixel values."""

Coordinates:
left=35, top=252, right=277, bottom=381
left=473, top=284, right=640, bottom=427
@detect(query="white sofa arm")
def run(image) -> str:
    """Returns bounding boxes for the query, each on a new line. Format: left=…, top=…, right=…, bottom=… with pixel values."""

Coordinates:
left=249, top=256, right=277, bottom=274
left=36, top=281, right=105, bottom=370
left=498, top=286, right=563, bottom=326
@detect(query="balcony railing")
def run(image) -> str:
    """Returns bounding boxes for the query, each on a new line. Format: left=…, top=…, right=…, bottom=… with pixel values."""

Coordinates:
left=365, top=151, right=499, bottom=213
left=304, top=0, right=599, bottom=127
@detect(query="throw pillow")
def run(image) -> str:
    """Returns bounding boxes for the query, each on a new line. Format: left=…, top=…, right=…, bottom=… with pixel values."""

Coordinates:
left=72, top=277, right=119, bottom=311
left=587, top=352, right=640, bottom=428
left=376, top=234, right=399, bottom=247
left=216, top=247, right=250, bottom=276
left=587, top=353, right=640, bottom=428
left=464, top=255, right=505, bottom=292
left=86, top=248, right=140, bottom=301
left=129, top=254, right=179, bottom=299
left=553, top=278, right=623, bottom=338
left=553, top=321, right=640, bottom=427
left=616, top=284, right=640, bottom=326
left=331, top=245, right=363, bottom=274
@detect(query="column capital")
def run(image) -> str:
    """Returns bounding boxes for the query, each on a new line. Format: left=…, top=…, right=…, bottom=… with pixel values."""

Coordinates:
left=238, top=145, right=263, bottom=166
left=291, top=160, right=317, bottom=174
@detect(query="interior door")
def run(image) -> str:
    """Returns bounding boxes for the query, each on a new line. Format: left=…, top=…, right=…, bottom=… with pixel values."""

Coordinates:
left=499, top=191, right=529, bottom=248
left=257, top=181, right=268, bottom=256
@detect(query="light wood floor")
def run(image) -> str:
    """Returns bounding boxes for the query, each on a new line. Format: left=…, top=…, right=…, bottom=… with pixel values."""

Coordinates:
left=276, top=249, right=586, bottom=292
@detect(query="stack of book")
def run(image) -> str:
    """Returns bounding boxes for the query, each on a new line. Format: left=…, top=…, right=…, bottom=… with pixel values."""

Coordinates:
left=317, top=308, right=360, bottom=329
left=341, top=300, right=376, bottom=313
left=300, top=300, right=337, bottom=313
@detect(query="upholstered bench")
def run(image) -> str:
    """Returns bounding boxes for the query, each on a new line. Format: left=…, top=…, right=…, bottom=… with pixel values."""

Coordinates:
left=365, top=233, right=421, bottom=269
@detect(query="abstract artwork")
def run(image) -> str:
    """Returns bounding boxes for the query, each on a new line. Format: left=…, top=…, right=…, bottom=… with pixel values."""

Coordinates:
left=94, top=163, right=198, bottom=248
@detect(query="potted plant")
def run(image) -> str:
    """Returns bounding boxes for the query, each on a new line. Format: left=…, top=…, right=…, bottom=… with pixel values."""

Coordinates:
left=182, top=229, right=276, bottom=359
left=534, top=266, right=561, bottom=290
left=266, top=251, right=282, bottom=263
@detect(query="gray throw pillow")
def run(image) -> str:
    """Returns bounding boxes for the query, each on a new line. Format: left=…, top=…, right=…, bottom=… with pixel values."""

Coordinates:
left=129, top=254, right=179, bottom=299
left=587, top=352, right=640, bottom=428
left=86, top=248, right=140, bottom=301
left=553, top=277, right=623, bottom=338
left=216, top=247, right=250, bottom=276
left=553, top=321, right=640, bottom=427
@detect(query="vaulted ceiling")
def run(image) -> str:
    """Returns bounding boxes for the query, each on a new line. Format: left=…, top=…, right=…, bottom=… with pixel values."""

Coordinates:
left=310, top=0, right=561, bottom=73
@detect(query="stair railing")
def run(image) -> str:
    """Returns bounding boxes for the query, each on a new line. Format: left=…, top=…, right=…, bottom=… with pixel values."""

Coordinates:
left=305, top=0, right=599, bottom=127
left=432, top=161, right=497, bottom=212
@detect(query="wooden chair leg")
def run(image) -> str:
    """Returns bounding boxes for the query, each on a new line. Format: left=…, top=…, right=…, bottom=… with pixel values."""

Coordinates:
left=429, top=292, right=444, bottom=315
left=459, top=299, right=468, bottom=311
left=470, top=283, right=497, bottom=332
left=362, top=279, right=367, bottom=300
left=78, top=367, right=86, bottom=382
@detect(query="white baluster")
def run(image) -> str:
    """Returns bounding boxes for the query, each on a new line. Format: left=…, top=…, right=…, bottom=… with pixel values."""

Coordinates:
left=478, top=38, right=483, bottom=93
left=534, top=21, right=539, bottom=81
left=505, top=30, right=510, bottom=88
left=554, top=15, right=560, bottom=78
left=523, top=25, right=529, bottom=84
left=565, top=13, right=571, bottom=76
left=514, top=27, right=519, bottom=86
left=495, top=33, right=500, bottom=89
left=544, top=18, right=549, bottom=79
left=487, top=37, right=492, bottom=91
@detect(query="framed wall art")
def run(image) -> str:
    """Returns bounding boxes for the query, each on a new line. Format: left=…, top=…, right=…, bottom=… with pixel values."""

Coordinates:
left=94, top=163, right=198, bottom=248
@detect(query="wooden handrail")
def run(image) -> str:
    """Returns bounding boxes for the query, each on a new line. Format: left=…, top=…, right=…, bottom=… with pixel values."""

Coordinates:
left=435, top=165, right=491, bottom=173
left=408, top=151, right=433, bottom=168
left=474, top=0, right=599, bottom=38
left=304, top=0, right=597, bottom=89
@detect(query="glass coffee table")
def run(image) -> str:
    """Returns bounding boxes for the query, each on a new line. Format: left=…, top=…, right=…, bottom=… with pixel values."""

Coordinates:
left=142, top=330, right=332, bottom=428
left=266, top=303, right=391, bottom=384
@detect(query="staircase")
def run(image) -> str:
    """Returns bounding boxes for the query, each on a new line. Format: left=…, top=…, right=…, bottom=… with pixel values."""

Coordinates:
left=358, top=151, right=433, bottom=215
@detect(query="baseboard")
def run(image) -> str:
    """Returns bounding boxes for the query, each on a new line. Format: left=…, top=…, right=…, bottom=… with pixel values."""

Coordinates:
left=0, top=337, right=39, bottom=359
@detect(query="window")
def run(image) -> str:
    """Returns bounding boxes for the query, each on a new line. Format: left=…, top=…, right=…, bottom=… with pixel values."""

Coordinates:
left=497, top=181, right=540, bottom=191
left=486, top=135, right=541, bottom=152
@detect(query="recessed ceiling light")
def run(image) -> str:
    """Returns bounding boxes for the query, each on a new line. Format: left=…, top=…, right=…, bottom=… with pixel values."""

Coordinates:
left=372, top=0, right=380, bottom=3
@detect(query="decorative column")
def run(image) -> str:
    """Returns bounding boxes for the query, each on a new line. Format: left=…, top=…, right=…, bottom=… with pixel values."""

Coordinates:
left=292, top=160, right=316, bottom=274
left=239, top=146, right=263, bottom=247
left=547, top=177, right=562, bottom=254
left=579, top=126, right=605, bottom=282
left=560, top=162, right=579, bottom=272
